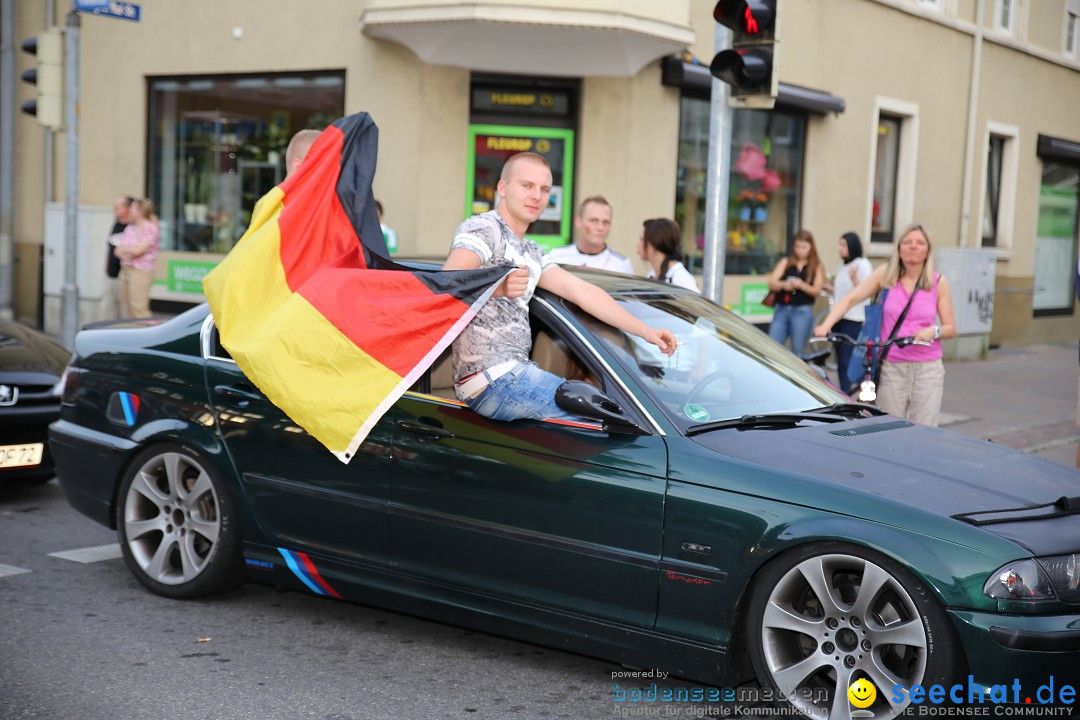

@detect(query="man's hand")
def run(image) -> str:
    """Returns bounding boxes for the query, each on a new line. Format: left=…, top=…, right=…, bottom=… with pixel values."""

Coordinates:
left=643, top=327, right=677, bottom=356
left=496, top=266, right=530, bottom=298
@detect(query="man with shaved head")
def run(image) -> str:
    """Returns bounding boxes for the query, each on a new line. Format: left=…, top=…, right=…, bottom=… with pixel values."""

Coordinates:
left=443, top=152, right=675, bottom=422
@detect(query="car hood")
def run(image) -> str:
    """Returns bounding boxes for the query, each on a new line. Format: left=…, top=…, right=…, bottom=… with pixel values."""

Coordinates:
left=692, top=417, right=1080, bottom=556
left=0, top=322, right=69, bottom=377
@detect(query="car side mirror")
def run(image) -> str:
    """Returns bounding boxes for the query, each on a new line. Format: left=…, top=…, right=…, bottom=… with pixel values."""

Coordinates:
left=554, top=381, right=647, bottom=435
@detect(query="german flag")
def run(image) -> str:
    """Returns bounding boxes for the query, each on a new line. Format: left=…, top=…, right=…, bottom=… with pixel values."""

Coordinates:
left=203, top=113, right=508, bottom=462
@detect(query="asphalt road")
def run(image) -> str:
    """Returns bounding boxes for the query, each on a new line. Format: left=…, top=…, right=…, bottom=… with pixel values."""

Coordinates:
left=0, top=479, right=733, bottom=720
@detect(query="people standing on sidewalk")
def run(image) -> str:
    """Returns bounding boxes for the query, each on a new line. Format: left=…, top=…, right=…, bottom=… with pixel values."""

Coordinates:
left=548, top=196, right=633, bottom=273
left=637, top=218, right=699, bottom=292
left=114, top=198, right=160, bottom=319
left=102, top=196, right=133, bottom=320
left=825, top=231, right=874, bottom=393
left=767, top=229, right=825, bottom=358
left=815, top=224, right=956, bottom=426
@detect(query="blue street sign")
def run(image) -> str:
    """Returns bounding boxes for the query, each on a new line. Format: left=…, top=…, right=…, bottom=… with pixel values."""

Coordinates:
left=75, top=0, right=140, bottom=22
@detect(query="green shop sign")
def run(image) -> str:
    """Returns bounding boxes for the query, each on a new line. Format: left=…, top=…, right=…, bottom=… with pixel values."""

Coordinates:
left=740, top=282, right=773, bottom=316
left=168, top=260, right=218, bottom=294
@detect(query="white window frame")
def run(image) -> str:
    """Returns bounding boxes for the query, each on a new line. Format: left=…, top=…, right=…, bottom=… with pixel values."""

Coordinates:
left=866, top=97, right=919, bottom=255
left=1065, top=2, right=1080, bottom=59
left=975, top=122, right=1019, bottom=254
left=994, top=0, right=1016, bottom=35
left=917, top=0, right=942, bottom=10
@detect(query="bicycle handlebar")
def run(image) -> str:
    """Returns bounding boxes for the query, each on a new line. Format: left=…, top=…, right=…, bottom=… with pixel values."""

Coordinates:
left=810, top=333, right=932, bottom=349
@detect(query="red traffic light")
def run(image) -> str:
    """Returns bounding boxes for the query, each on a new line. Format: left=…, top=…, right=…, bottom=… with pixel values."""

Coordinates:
left=713, top=0, right=776, bottom=37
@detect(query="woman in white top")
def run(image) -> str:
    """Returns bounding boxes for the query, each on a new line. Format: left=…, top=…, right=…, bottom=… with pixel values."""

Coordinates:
left=637, top=218, right=700, bottom=292
left=828, top=231, right=874, bottom=393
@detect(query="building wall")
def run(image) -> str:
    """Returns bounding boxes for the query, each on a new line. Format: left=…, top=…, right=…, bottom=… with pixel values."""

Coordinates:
left=7, top=0, right=1080, bottom=348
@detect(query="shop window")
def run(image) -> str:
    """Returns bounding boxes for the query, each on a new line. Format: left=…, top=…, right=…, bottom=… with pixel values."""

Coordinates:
left=148, top=72, right=345, bottom=255
left=674, top=97, right=805, bottom=277
left=1033, top=163, right=1080, bottom=316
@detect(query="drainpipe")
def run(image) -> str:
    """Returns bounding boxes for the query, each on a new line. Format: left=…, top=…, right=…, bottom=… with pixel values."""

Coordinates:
left=0, top=0, right=14, bottom=319
left=959, top=0, right=985, bottom=247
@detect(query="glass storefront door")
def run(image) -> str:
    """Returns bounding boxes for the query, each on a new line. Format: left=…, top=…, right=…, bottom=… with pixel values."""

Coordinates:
left=1033, top=162, right=1080, bottom=315
left=465, top=125, right=575, bottom=251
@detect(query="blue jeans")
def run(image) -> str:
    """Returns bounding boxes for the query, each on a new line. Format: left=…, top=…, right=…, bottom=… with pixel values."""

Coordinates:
left=768, top=303, right=814, bottom=359
left=468, top=361, right=580, bottom=422
left=833, top=318, right=864, bottom=393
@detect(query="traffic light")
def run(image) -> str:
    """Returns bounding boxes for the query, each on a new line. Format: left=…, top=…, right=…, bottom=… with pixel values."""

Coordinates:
left=20, top=28, right=64, bottom=129
left=710, top=0, right=779, bottom=108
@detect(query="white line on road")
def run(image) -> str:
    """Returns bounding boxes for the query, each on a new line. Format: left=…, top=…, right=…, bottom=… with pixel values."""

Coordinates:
left=0, top=563, right=31, bottom=578
left=48, top=544, right=123, bottom=563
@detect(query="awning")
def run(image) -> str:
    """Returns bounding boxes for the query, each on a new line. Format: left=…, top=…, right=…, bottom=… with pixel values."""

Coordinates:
left=1037, top=134, right=1080, bottom=164
left=359, top=3, right=695, bottom=78
left=661, top=57, right=846, bottom=115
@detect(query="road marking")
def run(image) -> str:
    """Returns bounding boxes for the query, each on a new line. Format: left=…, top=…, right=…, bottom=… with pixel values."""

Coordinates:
left=48, top=543, right=123, bottom=563
left=0, top=563, right=31, bottom=578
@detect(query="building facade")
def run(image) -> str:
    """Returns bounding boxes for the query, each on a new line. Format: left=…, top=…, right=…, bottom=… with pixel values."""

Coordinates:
left=5, top=0, right=1079, bottom=350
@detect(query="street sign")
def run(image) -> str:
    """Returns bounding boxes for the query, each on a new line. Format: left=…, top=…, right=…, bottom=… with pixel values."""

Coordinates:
left=75, top=0, right=140, bottom=22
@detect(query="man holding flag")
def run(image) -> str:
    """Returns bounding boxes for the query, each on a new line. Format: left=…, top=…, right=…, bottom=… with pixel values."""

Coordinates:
left=444, top=151, right=676, bottom=422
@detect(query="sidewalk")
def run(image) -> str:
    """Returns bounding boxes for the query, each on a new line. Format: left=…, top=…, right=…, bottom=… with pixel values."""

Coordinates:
left=824, top=342, right=1079, bottom=469
left=938, top=342, right=1079, bottom=469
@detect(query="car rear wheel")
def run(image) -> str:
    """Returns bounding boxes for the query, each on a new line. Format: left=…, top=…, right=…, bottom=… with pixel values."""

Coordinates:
left=746, top=542, right=961, bottom=720
left=116, top=443, right=243, bottom=599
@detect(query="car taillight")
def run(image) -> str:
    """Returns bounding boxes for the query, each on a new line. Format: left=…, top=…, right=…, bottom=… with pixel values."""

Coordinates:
left=56, top=363, right=80, bottom=404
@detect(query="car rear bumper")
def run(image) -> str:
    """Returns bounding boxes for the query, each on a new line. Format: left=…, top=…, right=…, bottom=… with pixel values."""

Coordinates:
left=950, top=609, right=1080, bottom=688
left=48, top=419, right=139, bottom=528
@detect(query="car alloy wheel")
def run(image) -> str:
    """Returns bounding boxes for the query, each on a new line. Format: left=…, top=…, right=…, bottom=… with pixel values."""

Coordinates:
left=117, top=444, right=243, bottom=598
left=746, top=543, right=960, bottom=720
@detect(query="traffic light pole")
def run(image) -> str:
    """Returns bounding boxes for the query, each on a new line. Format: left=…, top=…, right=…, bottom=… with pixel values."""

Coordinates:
left=702, top=22, right=733, bottom=304
left=61, top=9, right=79, bottom=347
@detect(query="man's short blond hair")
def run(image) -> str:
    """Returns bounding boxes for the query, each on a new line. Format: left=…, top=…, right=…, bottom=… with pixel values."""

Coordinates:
left=577, top=195, right=611, bottom=218
left=285, top=129, right=322, bottom=175
left=500, top=152, right=551, bottom=183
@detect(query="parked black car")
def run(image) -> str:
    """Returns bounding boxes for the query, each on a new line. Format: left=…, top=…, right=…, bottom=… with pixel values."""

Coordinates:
left=0, top=320, right=69, bottom=482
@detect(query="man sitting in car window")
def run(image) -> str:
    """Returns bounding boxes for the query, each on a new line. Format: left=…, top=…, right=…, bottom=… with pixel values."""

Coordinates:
left=442, top=152, right=675, bottom=422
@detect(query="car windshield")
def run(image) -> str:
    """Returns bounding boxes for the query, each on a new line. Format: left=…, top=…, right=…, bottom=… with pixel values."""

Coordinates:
left=566, top=290, right=846, bottom=432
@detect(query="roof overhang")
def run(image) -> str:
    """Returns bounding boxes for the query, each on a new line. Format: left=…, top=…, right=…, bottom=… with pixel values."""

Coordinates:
left=360, top=3, right=695, bottom=78
left=661, top=57, right=846, bottom=115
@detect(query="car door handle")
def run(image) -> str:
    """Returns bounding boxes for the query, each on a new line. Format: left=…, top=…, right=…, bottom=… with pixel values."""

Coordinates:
left=397, top=420, right=454, bottom=440
left=213, top=384, right=262, bottom=404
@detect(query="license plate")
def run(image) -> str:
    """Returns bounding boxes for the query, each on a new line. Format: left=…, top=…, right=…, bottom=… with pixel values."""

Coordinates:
left=0, top=443, right=44, bottom=469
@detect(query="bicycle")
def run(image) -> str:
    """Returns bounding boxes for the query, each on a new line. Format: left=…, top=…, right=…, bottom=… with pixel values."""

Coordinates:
left=811, top=333, right=931, bottom=404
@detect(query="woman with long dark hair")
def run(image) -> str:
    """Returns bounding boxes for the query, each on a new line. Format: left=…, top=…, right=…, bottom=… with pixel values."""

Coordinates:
left=830, top=232, right=874, bottom=393
left=766, top=229, right=825, bottom=358
left=637, top=218, right=699, bottom=291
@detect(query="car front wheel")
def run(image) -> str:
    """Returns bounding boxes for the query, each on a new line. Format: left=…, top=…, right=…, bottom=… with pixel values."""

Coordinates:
left=746, top=542, right=961, bottom=720
left=116, top=443, right=243, bottom=599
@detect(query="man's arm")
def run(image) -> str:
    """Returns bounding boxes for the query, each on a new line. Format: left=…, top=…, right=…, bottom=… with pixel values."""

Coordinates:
left=442, top=248, right=528, bottom=298
left=537, top=266, right=675, bottom=355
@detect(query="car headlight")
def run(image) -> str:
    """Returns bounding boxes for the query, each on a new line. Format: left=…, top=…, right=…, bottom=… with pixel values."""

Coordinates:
left=985, top=554, right=1080, bottom=603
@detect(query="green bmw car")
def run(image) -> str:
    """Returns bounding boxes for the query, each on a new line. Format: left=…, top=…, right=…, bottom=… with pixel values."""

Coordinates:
left=49, top=268, right=1080, bottom=719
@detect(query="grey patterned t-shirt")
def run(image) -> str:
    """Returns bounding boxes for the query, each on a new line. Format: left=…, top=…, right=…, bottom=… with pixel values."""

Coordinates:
left=450, top=210, right=555, bottom=385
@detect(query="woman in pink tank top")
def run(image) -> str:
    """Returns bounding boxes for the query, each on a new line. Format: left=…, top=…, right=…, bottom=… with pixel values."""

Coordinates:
left=814, top=224, right=956, bottom=425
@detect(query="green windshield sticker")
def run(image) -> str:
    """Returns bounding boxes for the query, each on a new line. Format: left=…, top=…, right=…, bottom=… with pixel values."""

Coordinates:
left=684, top=404, right=710, bottom=422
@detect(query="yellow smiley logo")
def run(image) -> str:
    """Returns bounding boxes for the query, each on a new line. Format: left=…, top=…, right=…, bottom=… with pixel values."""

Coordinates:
left=848, top=678, right=877, bottom=709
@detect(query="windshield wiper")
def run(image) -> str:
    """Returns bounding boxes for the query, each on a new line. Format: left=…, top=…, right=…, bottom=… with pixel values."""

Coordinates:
left=686, top=411, right=848, bottom=436
left=807, top=401, right=885, bottom=418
